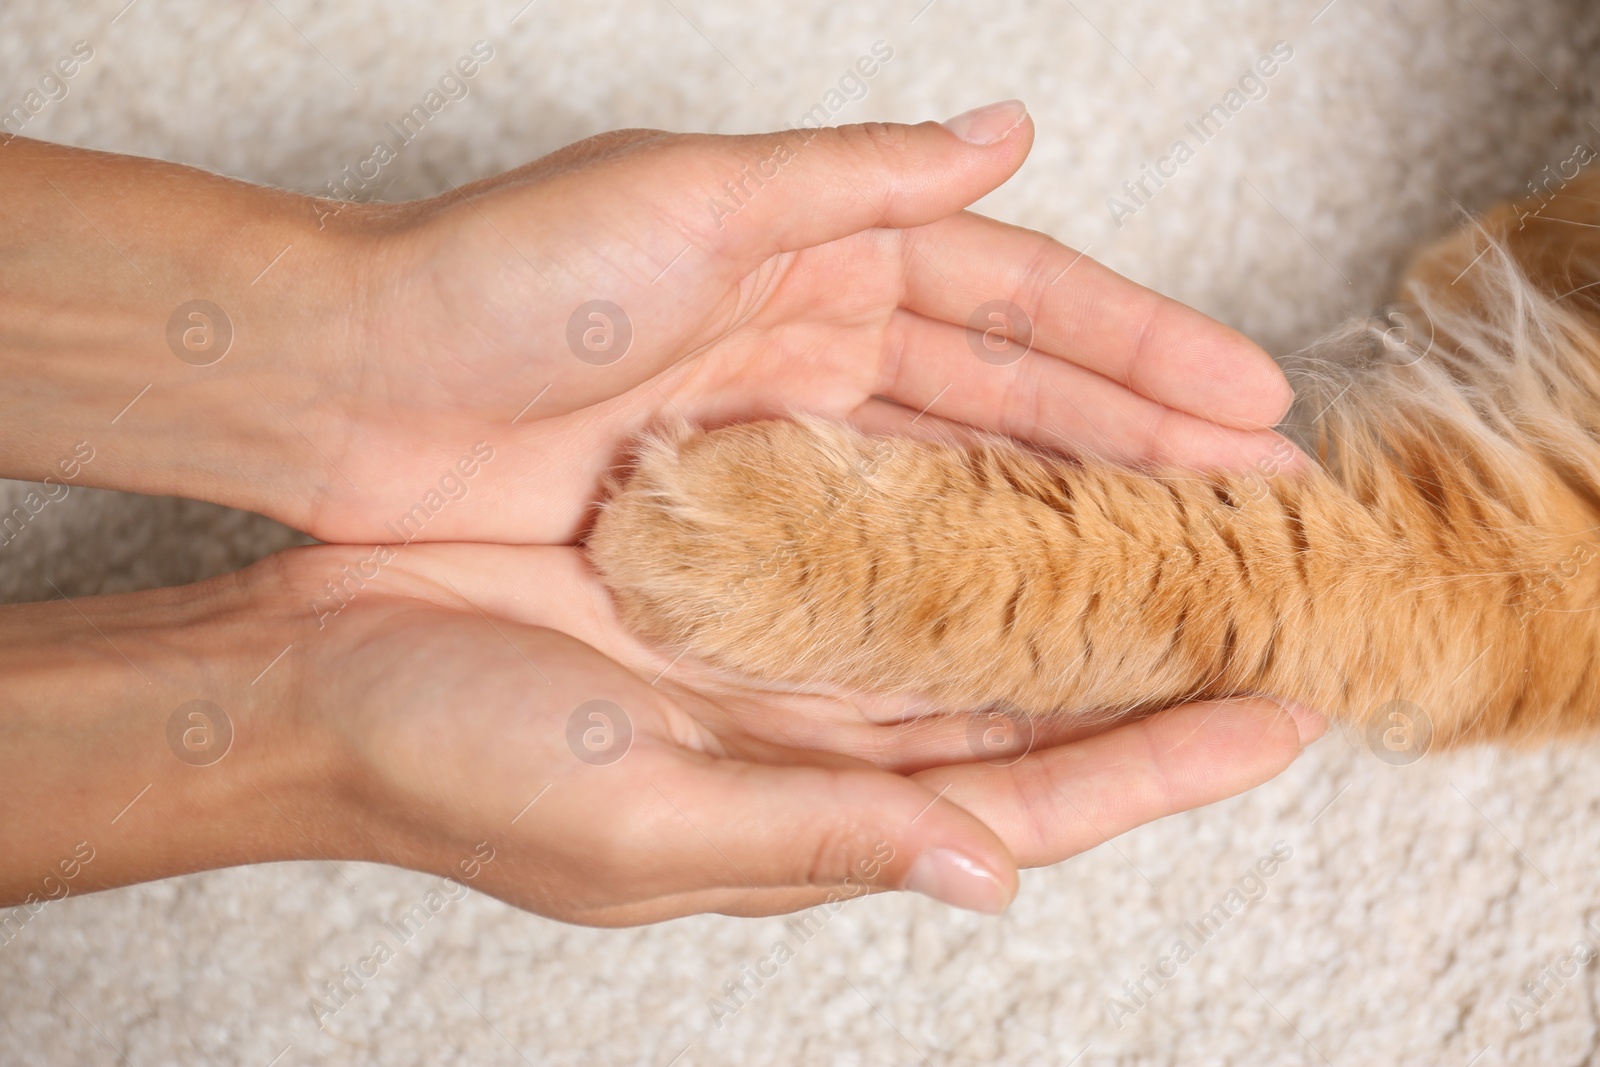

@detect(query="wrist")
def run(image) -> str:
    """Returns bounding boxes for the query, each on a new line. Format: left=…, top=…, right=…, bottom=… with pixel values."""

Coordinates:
left=0, top=136, right=368, bottom=527
left=0, top=555, right=358, bottom=908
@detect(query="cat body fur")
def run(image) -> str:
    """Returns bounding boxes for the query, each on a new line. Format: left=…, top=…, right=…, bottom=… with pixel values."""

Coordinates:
left=589, top=170, right=1600, bottom=749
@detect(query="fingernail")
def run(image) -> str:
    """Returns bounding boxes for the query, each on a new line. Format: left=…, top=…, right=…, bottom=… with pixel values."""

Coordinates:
left=1280, top=702, right=1328, bottom=747
left=903, top=849, right=1011, bottom=914
left=941, top=99, right=1028, bottom=145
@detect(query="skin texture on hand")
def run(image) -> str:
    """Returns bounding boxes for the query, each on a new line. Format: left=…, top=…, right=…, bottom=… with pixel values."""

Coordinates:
left=365, top=542, right=1325, bottom=921
left=0, top=110, right=1297, bottom=545
left=0, top=136, right=360, bottom=510
left=0, top=544, right=1321, bottom=924
left=310, top=110, right=1300, bottom=544
left=0, top=563, right=345, bottom=907
left=0, top=106, right=1326, bottom=924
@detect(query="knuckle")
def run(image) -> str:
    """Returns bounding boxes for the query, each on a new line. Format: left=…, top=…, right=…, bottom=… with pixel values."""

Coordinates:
left=1000, top=756, right=1076, bottom=861
left=837, top=119, right=913, bottom=159
left=803, top=824, right=875, bottom=889
left=1012, top=232, right=1068, bottom=322
left=1123, top=295, right=1171, bottom=395
left=799, top=785, right=885, bottom=888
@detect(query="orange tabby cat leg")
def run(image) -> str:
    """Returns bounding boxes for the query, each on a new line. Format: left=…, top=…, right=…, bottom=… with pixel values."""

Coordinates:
left=591, top=174, right=1600, bottom=747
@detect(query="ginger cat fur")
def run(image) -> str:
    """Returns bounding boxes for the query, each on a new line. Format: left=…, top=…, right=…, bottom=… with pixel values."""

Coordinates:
left=588, top=167, right=1600, bottom=749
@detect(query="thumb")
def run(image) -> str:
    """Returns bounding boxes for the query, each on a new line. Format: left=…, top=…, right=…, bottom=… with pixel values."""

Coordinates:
left=674, top=100, right=1033, bottom=269
left=650, top=755, right=1019, bottom=914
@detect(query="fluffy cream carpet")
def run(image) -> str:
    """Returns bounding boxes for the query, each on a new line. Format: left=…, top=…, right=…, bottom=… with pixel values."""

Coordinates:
left=5, top=1, right=1600, bottom=1063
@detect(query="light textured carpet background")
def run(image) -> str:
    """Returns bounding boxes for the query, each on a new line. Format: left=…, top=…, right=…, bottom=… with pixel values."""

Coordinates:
left=4, top=1, right=1600, bottom=1064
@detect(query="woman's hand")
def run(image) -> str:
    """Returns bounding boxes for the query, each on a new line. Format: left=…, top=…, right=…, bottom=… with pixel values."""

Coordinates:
left=0, top=544, right=1319, bottom=924
left=0, top=106, right=1297, bottom=545
left=292, top=543, right=1322, bottom=923
left=0, top=115, right=1320, bottom=926
left=304, top=101, right=1298, bottom=543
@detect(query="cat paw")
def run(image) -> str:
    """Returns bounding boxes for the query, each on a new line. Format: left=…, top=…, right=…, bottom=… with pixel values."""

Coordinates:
left=588, top=417, right=898, bottom=686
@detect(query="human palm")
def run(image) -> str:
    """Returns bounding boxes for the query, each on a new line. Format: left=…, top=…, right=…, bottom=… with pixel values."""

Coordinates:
left=293, top=121, right=1296, bottom=545
left=0, top=109, right=1324, bottom=922
left=293, top=541, right=1315, bottom=923
left=257, top=116, right=1318, bottom=920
